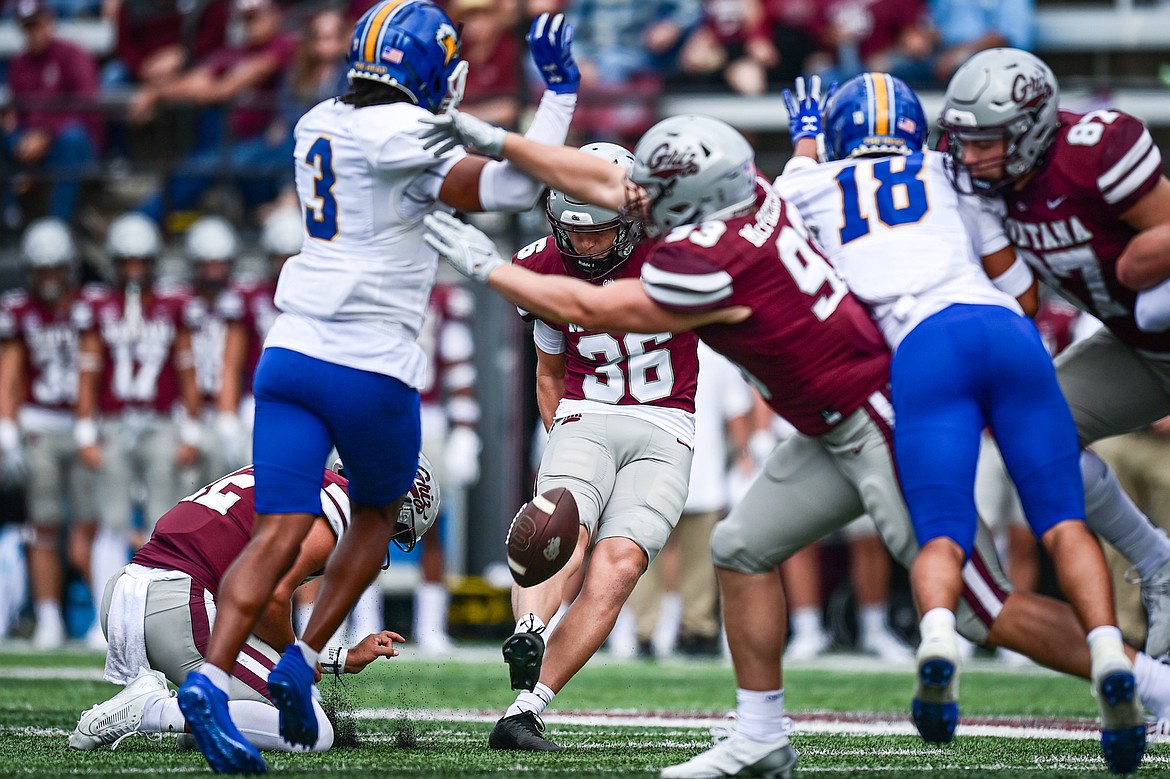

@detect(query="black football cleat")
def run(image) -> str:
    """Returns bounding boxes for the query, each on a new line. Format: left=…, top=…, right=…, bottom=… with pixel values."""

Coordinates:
left=502, top=631, right=545, bottom=691
left=488, top=711, right=561, bottom=751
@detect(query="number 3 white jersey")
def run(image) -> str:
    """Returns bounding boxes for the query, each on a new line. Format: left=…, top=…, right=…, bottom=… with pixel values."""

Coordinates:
left=774, top=150, right=1017, bottom=349
left=265, top=98, right=466, bottom=388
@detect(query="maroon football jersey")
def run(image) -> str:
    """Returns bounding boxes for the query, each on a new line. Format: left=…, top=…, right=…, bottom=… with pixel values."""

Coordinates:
left=133, top=467, right=348, bottom=596
left=417, top=283, right=476, bottom=407
left=1002, top=109, right=1169, bottom=353
left=72, top=282, right=192, bottom=414
left=0, top=290, right=78, bottom=411
left=640, top=186, right=890, bottom=436
left=185, top=289, right=245, bottom=404
left=514, top=238, right=699, bottom=413
left=231, top=279, right=278, bottom=379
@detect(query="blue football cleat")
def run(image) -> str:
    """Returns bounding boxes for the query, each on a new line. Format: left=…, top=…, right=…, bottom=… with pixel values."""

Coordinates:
left=911, top=633, right=961, bottom=744
left=1095, top=665, right=1146, bottom=774
left=267, top=644, right=319, bottom=748
left=177, top=671, right=266, bottom=775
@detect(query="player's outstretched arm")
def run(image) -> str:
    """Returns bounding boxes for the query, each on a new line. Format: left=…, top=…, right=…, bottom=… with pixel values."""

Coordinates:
left=424, top=213, right=749, bottom=333
left=424, top=121, right=626, bottom=214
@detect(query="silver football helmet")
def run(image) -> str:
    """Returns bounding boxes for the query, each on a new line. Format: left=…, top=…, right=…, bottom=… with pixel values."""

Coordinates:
left=260, top=206, right=303, bottom=258
left=21, top=217, right=76, bottom=269
left=547, top=142, right=642, bottom=281
left=631, top=115, right=757, bottom=237
left=185, top=215, right=239, bottom=263
left=395, top=451, right=440, bottom=554
left=939, top=48, right=1060, bottom=193
left=333, top=452, right=440, bottom=559
left=106, top=212, right=162, bottom=259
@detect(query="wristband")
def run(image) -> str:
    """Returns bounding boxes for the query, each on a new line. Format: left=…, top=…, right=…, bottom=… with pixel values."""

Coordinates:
left=74, top=418, right=98, bottom=448
left=321, top=645, right=349, bottom=678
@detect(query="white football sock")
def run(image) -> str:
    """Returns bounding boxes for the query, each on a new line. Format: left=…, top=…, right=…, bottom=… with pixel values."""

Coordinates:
left=294, top=640, right=320, bottom=667
left=1082, top=449, right=1170, bottom=578
left=230, top=698, right=334, bottom=752
left=349, top=586, right=383, bottom=643
left=735, top=688, right=786, bottom=743
left=198, top=663, right=232, bottom=694
left=515, top=613, right=546, bottom=635
left=294, top=603, right=313, bottom=637
left=919, top=607, right=956, bottom=642
left=1135, top=652, right=1170, bottom=720
left=506, top=682, right=556, bottom=718
left=414, top=582, right=449, bottom=639
left=142, top=694, right=186, bottom=734
left=654, top=592, right=682, bottom=655
left=858, top=603, right=888, bottom=640
left=789, top=607, right=823, bottom=639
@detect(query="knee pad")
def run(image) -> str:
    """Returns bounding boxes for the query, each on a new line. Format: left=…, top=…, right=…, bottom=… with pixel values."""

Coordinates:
left=710, top=520, right=773, bottom=574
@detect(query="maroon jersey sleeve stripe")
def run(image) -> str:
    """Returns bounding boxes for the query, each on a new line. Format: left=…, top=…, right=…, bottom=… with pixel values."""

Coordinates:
left=641, top=263, right=734, bottom=312
left=1097, top=128, right=1161, bottom=205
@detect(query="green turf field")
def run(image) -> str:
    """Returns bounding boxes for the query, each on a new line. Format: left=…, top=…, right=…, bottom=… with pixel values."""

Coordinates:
left=0, top=648, right=1162, bottom=777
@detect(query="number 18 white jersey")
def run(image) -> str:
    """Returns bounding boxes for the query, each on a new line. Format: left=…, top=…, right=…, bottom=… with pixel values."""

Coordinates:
left=266, top=97, right=466, bottom=388
left=774, top=150, right=1017, bottom=349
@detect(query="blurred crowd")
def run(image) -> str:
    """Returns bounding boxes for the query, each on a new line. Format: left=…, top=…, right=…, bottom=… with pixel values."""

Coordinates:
left=0, top=0, right=1035, bottom=235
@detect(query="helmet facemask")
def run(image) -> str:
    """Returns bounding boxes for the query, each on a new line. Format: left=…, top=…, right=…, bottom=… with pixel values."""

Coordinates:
left=546, top=201, right=640, bottom=281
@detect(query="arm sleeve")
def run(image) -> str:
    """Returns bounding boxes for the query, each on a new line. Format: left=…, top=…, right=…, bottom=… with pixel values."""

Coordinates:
left=533, top=319, right=566, bottom=354
left=478, top=92, right=577, bottom=212
left=990, top=256, right=1036, bottom=298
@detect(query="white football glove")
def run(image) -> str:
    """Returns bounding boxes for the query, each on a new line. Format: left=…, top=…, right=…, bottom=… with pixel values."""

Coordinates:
left=0, top=420, right=26, bottom=486
left=215, top=411, right=249, bottom=469
left=419, top=110, right=507, bottom=157
left=423, top=212, right=507, bottom=282
left=444, top=426, right=481, bottom=488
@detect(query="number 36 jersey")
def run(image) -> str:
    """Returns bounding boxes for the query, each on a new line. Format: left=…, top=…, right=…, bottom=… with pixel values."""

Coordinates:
left=996, top=109, right=1169, bottom=354
left=266, top=98, right=467, bottom=388
left=514, top=238, right=700, bottom=446
left=774, top=150, right=1016, bottom=349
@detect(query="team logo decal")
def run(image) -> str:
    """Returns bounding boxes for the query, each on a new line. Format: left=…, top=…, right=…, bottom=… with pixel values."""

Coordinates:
left=542, top=537, right=561, bottom=561
left=1011, top=72, right=1053, bottom=109
left=435, top=23, right=458, bottom=65
left=645, top=144, right=700, bottom=179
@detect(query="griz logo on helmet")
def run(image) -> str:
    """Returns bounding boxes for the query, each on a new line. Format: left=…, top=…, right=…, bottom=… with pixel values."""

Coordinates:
left=1011, top=74, right=1054, bottom=109
left=406, top=463, right=436, bottom=517
left=645, top=144, right=700, bottom=179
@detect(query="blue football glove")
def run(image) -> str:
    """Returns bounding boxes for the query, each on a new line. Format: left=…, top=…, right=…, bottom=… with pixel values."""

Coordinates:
left=527, top=12, right=579, bottom=95
left=782, top=76, right=838, bottom=142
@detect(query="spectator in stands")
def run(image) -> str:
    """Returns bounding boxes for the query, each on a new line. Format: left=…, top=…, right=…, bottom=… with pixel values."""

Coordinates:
left=676, top=0, right=821, bottom=96
left=810, top=0, right=931, bottom=86
left=452, top=0, right=524, bottom=127
left=889, top=0, right=1034, bottom=87
left=2, top=0, right=101, bottom=223
left=570, top=0, right=703, bottom=143
left=128, top=0, right=296, bottom=224
left=102, top=0, right=229, bottom=88
left=282, top=5, right=349, bottom=110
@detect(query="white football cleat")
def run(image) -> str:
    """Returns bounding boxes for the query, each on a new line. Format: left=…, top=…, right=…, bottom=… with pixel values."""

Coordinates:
left=70, top=667, right=170, bottom=750
left=1141, top=558, right=1170, bottom=657
left=1091, top=645, right=1145, bottom=774
left=860, top=628, right=913, bottom=663
left=911, top=631, right=961, bottom=744
left=660, top=731, right=797, bottom=779
left=783, top=629, right=830, bottom=662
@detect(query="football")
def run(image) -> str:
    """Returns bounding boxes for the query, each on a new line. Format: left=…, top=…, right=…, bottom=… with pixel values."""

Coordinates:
left=506, top=487, right=580, bottom=587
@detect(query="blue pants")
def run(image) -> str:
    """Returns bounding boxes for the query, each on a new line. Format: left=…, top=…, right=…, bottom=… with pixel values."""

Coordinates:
left=892, top=304, right=1084, bottom=556
left=4, top=123, right=96, bottom=220
left=251, top=347, right=421, bottom=515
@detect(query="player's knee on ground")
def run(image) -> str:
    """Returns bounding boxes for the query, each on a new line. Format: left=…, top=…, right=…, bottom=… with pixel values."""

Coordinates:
left=710, top=520, right=777, bottom=574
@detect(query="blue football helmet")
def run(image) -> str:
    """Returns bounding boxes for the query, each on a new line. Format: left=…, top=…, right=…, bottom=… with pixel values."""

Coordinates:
left=348, top=0, right=468, bottom=113
left=823, top=73, right=927, bottom=161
